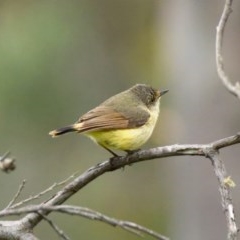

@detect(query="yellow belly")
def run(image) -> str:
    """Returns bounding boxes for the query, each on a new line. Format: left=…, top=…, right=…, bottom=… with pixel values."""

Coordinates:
left=85, top=104, right=160, bottom=151
left=86, top=127, right=150, bottom=151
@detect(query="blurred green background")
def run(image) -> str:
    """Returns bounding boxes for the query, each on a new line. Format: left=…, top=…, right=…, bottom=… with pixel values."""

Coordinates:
left=0, top=1, right=240, bottom=239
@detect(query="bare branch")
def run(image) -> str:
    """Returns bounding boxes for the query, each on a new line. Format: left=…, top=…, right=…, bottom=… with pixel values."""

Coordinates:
left=40, top=214, right=70, bottom=240
left=0, top=134, right=239, bottom=239
left=4, top=180, right=27, bottom=210
left=2, top=133, right=239, bottom=240
left=0, top=205, right=169, bottom=240
left=215, top=1, right=239, bottom=236
left=18, top=233, right=40, bottom=240
left=216, top=0, right=240, bottom=99
left=0, top=220, right=39, bottom=240
left=206, top=149, right=238, bottom=240
left=9, top=173, right=77, bottom=210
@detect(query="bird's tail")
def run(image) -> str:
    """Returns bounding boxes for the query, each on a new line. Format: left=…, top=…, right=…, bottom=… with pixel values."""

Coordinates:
left=49, top=125, right=76, bottom=137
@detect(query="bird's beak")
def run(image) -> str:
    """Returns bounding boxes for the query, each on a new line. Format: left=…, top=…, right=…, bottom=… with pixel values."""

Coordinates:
left=159, top=89, right=169, bottom=97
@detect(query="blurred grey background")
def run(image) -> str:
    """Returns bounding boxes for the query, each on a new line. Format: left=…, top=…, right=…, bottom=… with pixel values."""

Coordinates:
left=0, top=1, right=239, bottom=239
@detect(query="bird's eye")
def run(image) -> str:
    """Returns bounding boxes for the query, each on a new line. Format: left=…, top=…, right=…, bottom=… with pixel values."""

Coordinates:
left=147, top=95, right=155, bottom=104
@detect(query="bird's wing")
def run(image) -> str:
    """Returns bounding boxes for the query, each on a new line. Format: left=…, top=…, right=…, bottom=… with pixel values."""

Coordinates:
left=75, top=105, right=150, bottom=133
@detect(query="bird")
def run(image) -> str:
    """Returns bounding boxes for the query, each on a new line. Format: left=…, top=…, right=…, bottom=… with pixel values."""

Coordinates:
left=49, top=84, right=168, bottom=156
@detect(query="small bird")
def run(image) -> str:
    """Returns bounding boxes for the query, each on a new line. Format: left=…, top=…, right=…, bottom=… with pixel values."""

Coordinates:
left=49, top=84, right=168, bottom=156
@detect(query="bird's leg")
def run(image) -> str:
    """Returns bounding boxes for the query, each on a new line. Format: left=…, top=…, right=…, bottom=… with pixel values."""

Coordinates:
left=102, top=146, right=119, bottom=157
left=98, top=143, right=119, bottom=157
left=98, top=144, right=120, bottom=166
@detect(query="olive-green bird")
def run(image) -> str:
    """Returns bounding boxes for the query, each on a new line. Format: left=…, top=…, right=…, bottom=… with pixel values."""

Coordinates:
left=49, top=84, right=168, bottom=156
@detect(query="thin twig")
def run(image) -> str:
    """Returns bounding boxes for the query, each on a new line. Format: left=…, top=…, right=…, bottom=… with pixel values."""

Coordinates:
left=0, top=151, right=11, bottom=161
left=40, top=213, right=70, bottom=240
left=216, top=0, right=240, bottom=99
left=4, top=180, right=27, bottom=210
left=9, top=173, right=77, bottom=209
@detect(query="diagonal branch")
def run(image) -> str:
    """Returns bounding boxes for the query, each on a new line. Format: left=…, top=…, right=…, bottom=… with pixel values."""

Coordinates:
left=40, top=213, right=70, bottom=240
left=7, top=172, right=77, bottom=210
left=4, top=180, right=27, bottom=210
